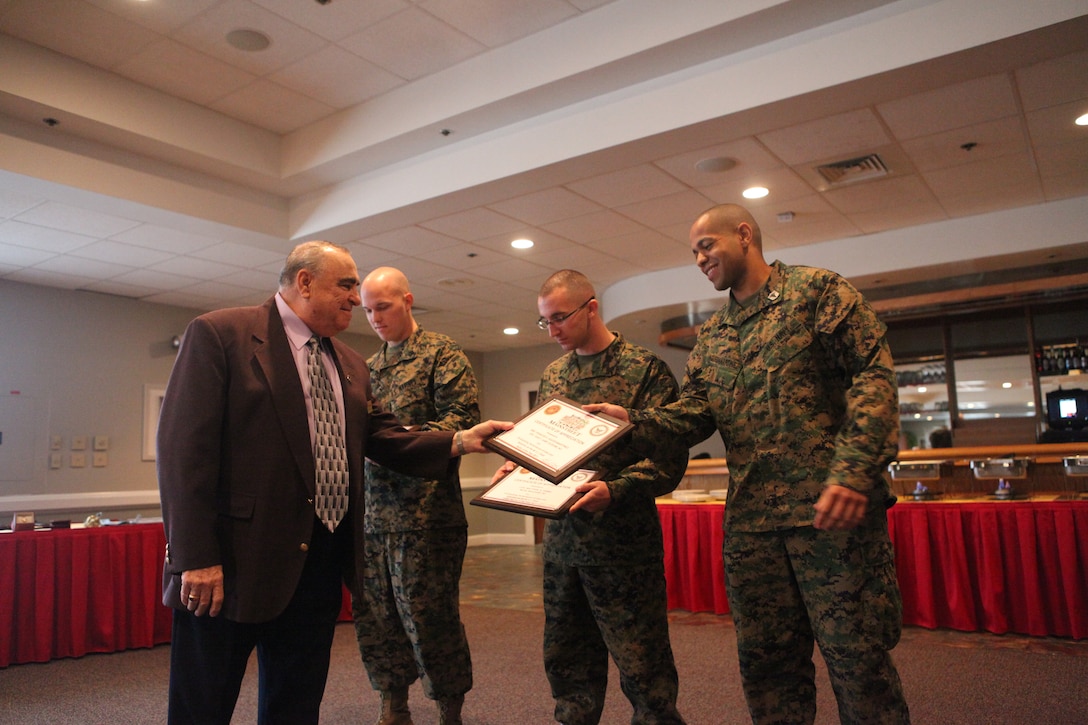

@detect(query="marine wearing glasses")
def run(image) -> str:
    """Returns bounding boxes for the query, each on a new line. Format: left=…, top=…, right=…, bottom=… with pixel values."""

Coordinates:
left=536, top=296, right=595, bottom=330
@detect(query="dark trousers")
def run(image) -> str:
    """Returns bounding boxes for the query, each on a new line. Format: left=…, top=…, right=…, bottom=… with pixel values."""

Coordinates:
left=167, top=518, right=349, bottom=725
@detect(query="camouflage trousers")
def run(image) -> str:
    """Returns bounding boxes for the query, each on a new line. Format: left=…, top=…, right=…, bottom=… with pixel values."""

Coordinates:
left=351, top=527, right=471, bottom=700
left=722, top=516, right=910, bottom=725
left=542, top=559, right=685, bottom=725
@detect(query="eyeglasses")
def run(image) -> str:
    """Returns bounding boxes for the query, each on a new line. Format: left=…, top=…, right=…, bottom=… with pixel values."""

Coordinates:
left=537, top=296, right=594, bottom=330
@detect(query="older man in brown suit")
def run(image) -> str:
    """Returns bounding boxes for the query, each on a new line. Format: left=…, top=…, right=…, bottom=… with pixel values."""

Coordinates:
left=157, top=241, right=505, bottom=725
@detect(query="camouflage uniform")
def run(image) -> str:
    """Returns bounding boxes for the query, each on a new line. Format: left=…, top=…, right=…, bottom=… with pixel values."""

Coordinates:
left=632, top=262, right=909, bottom=725
left=538, top=333, right=687, bottom=725
left=350, top=327, right=479, bottom=701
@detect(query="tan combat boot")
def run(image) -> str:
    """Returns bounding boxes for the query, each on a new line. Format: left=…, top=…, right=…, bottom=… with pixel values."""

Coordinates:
left=437, top=694, right=464, bottom=725
left=376, top=687, right=413, bottom=725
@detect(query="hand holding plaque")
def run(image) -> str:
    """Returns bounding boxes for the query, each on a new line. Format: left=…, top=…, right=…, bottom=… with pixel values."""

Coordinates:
left=482, top=395, right=632, bottom=483
left=470, top=467, right=596, bottom=519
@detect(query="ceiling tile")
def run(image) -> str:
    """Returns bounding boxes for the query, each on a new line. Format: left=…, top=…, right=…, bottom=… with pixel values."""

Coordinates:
left=566, top=164, right=687, bottom=208
left=592, top=229, right=690, bottom=271
left=937, top=178, right=1045, bottom=219
left=81, top=278, right=166, bottom=298
left=14, top=201, right=141, bottom=237
left=190, top=242, right=284, bottom=266
left=1034, top=137, right=1088, bottom=179
left=67, top=240, right=174, bottom=266
left=1016, top=48, right=1088, bottom=111
left=850, top=200, right=948, bottom=235
left=822, top=175, right=935, bottom=215
left=421, top=207, right=524, bottom=242
left=210, top=79, right=336, bottom=134
left=654, top=137, right=784, bottom=188
left=700, top=166, right=814, bottom=207
left=758, top=109, right=890, bottom=166
left=0, top=239, right=56, bottom=266
left=0, top=220, right=96, bottom=254
left=901, top=116, right=1027, bottom=172
left=0, top=190, right=41, bottom=220
left=32, top=254, right=133, bottom=279
left=542, top=210, right=644, bottom=243
left=487, top=188, right=603, bottom=225
left=358, top=226, right=463, bottom=255
left=83, top=0, right=220, bottom=34
left=252, top=0, right=408, bottom=42
left=110, top=225, right=221, bottom=254
left=215, top=268, right=280, bottom=291
left=109, top=268, right=203, bottom=291
left=149, top=255, right=243, bottom=279
left=340, top=7, right=485, bottom=80
left=112, top=38, right=256, bottom=106
left=615, top=190, right=714, bottom=229
left=920, top=151, right=1041, bottom=199
left=421, top=0, right=577, bottom=48
left=6, top=267, right=97, bottom=290
left=1026, top=101, right=1088, bottom=147
left=878, top=74, right=1019, bottom=140
left=0, top=0, right=159, bottom=69
left=271, top=45, right=402, bottom=108
left=172, top=0, right=329, bottom=76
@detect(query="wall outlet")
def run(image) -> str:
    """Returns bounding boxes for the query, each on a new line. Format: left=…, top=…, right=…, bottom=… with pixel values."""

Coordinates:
left=92, top=451, right=108, bottom=467
left=51, top=435, right=63, bottom=450
left=93, top=435, right=109, bottom=451
left=70, top=452, right=86, bottom=468
left=49, top=452, right=63, bottom=469
left=71, top=435, right=87, bottom=451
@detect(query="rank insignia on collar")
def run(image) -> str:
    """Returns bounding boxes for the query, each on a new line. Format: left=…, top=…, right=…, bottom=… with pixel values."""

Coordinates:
left=767, top=290, right=780, bottom=301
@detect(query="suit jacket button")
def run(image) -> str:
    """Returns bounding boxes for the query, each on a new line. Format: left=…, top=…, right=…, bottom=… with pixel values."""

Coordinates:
left=299, top=543, right=309, bottom=552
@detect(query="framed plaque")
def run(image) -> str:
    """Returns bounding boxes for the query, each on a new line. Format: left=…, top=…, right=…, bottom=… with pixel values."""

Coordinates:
left=482, top=395, right=632, bottom=483
left=470, top=467, right=596, bottom=519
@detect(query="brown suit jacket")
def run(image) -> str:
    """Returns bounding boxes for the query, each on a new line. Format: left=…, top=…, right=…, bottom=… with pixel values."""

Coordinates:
left=157, top=298, right=454, bottom=623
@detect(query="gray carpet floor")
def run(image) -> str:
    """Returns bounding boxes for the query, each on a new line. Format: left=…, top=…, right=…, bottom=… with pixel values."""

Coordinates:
left=3, top=545, right=1088, bottom=724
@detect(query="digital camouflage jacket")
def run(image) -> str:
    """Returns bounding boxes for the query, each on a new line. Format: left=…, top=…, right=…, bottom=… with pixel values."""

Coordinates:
left=363, top=327, right=480, bottom=533
left=538, top=333, right=686, bottom=566
left=633, top=261, right=899, bottom=532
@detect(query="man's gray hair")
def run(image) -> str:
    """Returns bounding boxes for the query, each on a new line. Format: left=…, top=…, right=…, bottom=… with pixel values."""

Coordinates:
left=278, top=241, right=349, bottom=289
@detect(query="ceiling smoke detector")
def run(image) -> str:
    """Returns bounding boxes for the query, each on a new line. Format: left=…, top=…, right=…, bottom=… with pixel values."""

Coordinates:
left=815, top=153, right=889, bottom=186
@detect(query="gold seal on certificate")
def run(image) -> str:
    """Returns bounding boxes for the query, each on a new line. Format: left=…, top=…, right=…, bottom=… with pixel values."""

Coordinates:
left=482, top=395, right=632, bottom=483
left=471, top=467, right=597, bottom=519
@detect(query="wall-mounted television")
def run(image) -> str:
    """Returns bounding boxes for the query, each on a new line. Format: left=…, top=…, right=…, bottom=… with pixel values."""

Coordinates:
left=1046, top=388, right=1088, bottom=430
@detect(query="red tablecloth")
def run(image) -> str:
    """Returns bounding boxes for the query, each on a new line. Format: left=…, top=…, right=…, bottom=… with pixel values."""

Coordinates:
left=0, top=524, right=173, bottom=668
left=658, top=502, right=729, bottom=614
left=0, top=523, right=357, bottom=668
left=656, top=500, right=1088, bottom=640
left=888, top=501, right=1088, bottom=639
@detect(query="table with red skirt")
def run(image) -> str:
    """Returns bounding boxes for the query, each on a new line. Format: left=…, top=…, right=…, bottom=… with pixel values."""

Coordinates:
left=0, top=523, right=355, bottom=668
left=656, top=499, right=1088, bottom=640
left=6, top=501, right=1087, bottom=667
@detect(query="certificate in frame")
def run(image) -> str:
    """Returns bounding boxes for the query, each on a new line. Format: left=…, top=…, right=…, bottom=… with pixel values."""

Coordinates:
left=482, top=395, right=632, bottom=483
left=470, top=467, right=596, bottom=519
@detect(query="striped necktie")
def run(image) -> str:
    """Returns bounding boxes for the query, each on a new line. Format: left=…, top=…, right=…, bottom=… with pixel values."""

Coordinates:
left=307, top=336, right=348, bottom=531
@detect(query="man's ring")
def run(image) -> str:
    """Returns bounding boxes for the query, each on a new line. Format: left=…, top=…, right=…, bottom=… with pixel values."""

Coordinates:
left=188, top=595, right=197, bottom=601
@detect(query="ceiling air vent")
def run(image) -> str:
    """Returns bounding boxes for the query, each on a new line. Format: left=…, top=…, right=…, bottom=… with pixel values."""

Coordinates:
left=815, top=153, right=888, bottom=186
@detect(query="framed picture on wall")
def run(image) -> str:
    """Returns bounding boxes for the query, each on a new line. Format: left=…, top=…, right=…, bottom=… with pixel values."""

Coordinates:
left=142, top=384, right=166, bottom=461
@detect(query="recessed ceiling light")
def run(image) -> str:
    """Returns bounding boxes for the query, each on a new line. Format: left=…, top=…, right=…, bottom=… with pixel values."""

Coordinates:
left=510, top=238, right=534, bottom=250
left=742, top=186, right=769, bottom=199
left=1076, top=113, right=1088, bottom=126
left=1002, top=381, right=1012, bottom=388
left=503, top=327, right=519, bottom=335
left=694, top=156, right=737, bottom=173
left=226, top=29, right=271, bottom=52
